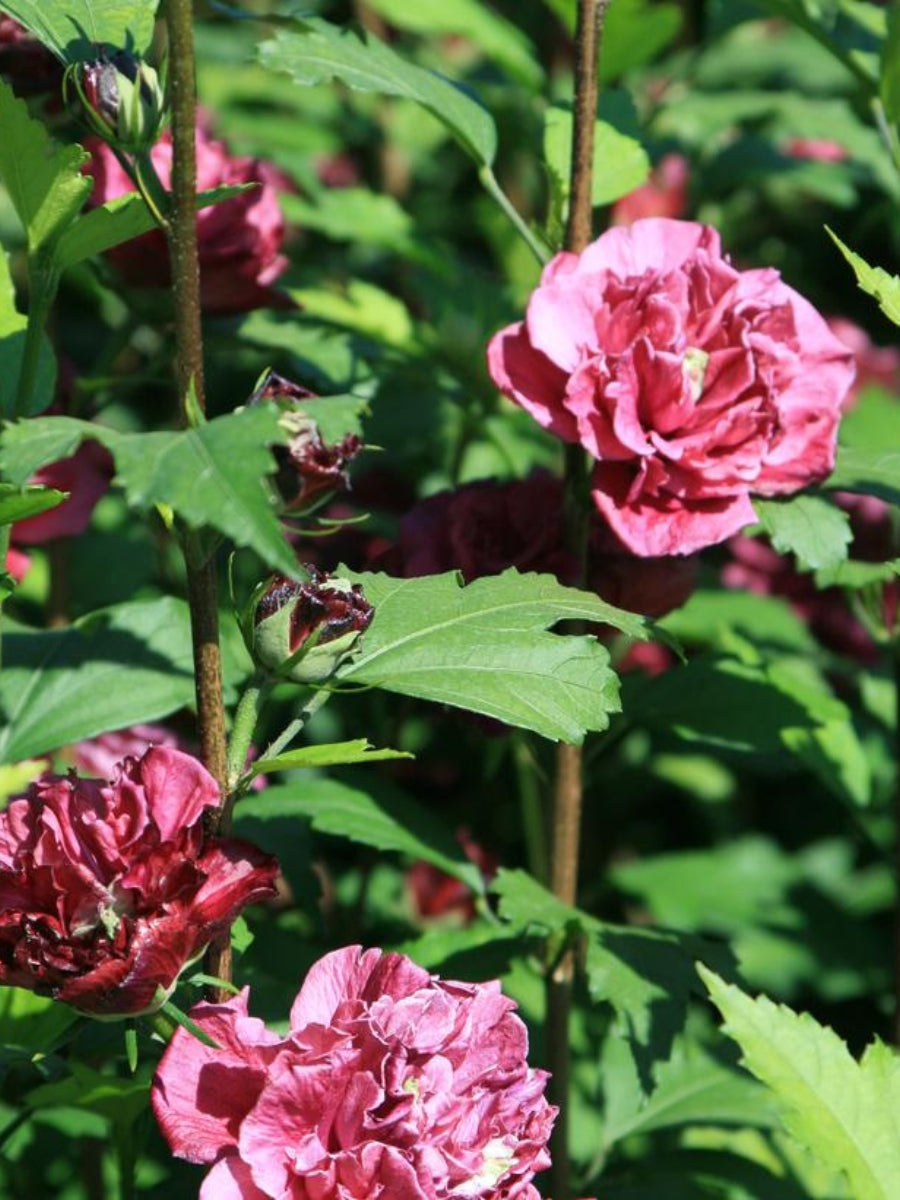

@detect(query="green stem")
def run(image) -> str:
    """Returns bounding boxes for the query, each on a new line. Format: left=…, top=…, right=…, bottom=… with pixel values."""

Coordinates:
left=14, top=264, right=58, bottom=418
left=512, top=732, right=549, bottom=884
left=0, top=524, right=10, bottom=677
left=133, top=151, right=171, bottom=232
left=260, top=689, right=332, bottom=761
left=226, top=676, right=272, bottom=793
left=478, top=165, right=552, bottom=266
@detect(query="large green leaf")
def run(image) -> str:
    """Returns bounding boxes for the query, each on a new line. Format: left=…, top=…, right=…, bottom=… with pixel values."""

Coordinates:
left=0, top=79, right=90, bottom=255
left=0, top=0, right=158, bottom=61
left=338, top=569, right=644, bottom=742
left=0, top=253, right=56, bottom=417
left=0, top=407, right=299, bottom=576
left=236, top=777, right=484, bottom=893
left=702, top=968, right=900, bottom=1199
left=0, top=598, right=197, bottom=762
left=258, top=16, right=497, bottom=167
left=753, top=495, right=852, bottom=572
left=363, top=0, right=543, bottom=88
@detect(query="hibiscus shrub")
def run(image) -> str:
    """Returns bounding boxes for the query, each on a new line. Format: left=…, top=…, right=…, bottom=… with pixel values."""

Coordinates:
left=1, top=2, right=900, bottom=1198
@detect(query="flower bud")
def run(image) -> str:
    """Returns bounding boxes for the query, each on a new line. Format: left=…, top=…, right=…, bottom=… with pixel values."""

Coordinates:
left=252, top=566, right=374, bottom=683
left=251, top=371, right=362, bottom=511
left=68, top=50, right=165, bottom=154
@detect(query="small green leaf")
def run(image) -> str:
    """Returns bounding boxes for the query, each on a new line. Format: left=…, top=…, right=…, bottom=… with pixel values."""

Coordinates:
left=0, top=79, right=91, bottom=255
left=253, top=739, right=412, bottom=774
left=337, top=569, right=644, bottom=743
left=880, top=1, right=900, bottom=127
left=0, top=0, right=158, bottom=61
left=753, top=495, right=852, bottom=572
left=259, top=16, right=497, bottom=167
left=0, top=483, right=66, bottom=526
left=236, top=778, right=484, bottom=894
left=702, top=967, right=900, bottom=1200
left=543, top=105, right=650, bottom=207
left=828, top=227, right=900, bottom=327
left=159, top=1000, right=219, bottom=1048
left=0, top=251, right=57, bottom=418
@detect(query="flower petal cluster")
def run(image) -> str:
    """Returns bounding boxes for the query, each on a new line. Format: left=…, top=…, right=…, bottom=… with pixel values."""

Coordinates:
left=488, top=218, right=855, bottom=556
left=0, top=747, right=278, bottom=1015
left=152, top=945, right=556, bottom=1199
left=86, top=123, right=290, bottom=313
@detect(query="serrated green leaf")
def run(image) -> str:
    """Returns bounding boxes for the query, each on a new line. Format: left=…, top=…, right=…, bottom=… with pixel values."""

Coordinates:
left=253, top=738, right=412, bottom=774
left=0, top=0, right=158, bottom=61
left=259, top=16, right=497, bottom=167
left=543, top=105, right=650, bottom=206
left=753, top=495, right=852, bottom=572
left=702, top=967, right=900, bottom=1200
left=0, top=251, right=57, bottom=417
left=236, top=778, right=484, bottom=893
left=0, top=598, right=198, bottom=762
left=363, top=0, right=543, bottom=88
left=0, top=407, right=299, bottom=576
left=338, top=569, right=644, bottom=742
left=0, top=483, right=66, bottom=526
left=0, top=79, right=91, bottom=254
left=828, top=227, right=900, bottom=327
left=295, top=394, right=368, bottom=444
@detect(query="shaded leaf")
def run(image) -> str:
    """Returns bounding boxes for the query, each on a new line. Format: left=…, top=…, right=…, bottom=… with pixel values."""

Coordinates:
left=0, top=0, right=158, bottom=61
left=236, top=778, right=484, bottom=893
left=259, top=16, right=497, bottom=167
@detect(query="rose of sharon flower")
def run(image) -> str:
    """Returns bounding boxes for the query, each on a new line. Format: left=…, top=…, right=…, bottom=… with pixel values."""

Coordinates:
left=611, top=153, right=689, bottom=226
left=0, top=747, right=277, bottom=1015
left=86, top=124, right=290, bottom=313
left=152, top=945, right=556, bottom=1199
left=488, top=218, right=855, bottom=556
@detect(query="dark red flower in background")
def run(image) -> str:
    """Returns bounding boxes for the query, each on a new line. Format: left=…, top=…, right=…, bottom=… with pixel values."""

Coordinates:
left=0, top=747, right=278, bottom=1015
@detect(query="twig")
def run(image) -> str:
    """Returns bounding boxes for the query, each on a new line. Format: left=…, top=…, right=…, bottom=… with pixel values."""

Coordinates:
left=547, top=4, right=612, bottom=1198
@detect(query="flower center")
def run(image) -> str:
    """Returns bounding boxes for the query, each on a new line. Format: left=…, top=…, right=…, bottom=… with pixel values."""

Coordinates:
left=456, top=1138, right=516, bottom=1196
left=682, top=346, right=709, bottom=402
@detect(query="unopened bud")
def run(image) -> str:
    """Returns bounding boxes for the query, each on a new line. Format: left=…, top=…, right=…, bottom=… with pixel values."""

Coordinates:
left=252, top=566, right=374, bottom=684
left=67, top=50, right=165, bottom=154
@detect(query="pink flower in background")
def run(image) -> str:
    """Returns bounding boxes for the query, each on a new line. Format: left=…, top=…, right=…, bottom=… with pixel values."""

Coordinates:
left=0, top=747, right=278, bottom=1015
left=488, top=218, right=855, bottom=556
left=86, top=123, right=290, bottom=313
left=0, top=17, right=62, bottom=97
left=827, top=317, right=900, bottom=404
left=784, top=137, right=848, bottom=163
left=4, top=547, right=30, bottom=584
left=12, top=441, right=112, bottom=545
left=71, top=724, right=187, bottom=780
left=611, top=153, right=689, bottom=226
left=153, top=944, right=556, bottom=1199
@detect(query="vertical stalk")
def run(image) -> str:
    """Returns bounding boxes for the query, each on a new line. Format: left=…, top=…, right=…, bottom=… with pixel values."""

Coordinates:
left=165, top=0, right=230, bottom=996
left=893, top=636, right=900, bottom=1046
left=547, top=4, right=611, bottom=1198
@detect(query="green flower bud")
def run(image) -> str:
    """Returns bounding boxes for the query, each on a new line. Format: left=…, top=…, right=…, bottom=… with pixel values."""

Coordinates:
left=67, top=49, right=165, bottom=154
left=252, top=567, right=374, bottom=684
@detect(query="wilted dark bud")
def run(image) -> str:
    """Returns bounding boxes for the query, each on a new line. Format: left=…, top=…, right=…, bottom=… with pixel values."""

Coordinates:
left=67, top=49, right=165, bottom=153
left=250, top=371, right=362, bottom=511
left=252, top=566, right=374, bottom=683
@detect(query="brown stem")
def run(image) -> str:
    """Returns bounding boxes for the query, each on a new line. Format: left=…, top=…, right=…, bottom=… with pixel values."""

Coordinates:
left=165, top=0, right=230, bottom=999
left=548, top=4, right=612, bottom=1199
